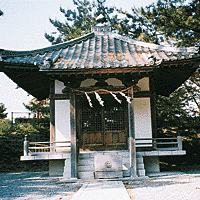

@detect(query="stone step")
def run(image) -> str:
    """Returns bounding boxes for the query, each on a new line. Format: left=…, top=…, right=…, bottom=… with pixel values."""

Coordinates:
left=95, top=171, right=123, bottom=179
left=137, top=163, right=145, bottom=170
left=137, top=169, right=145, bottom=177
left=77, top=171, right=94, bottom=180
left=78, top=165, right=94, bottom=172
left=123, top=169, right=130, bottom=177
left=136, top=157, right=144, bottom=164
left=78, top=158, right=94, bottom=166
left=78, top=153, right=94, bottom=159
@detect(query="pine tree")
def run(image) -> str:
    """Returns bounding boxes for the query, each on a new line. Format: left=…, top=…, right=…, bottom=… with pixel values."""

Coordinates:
left=140, top=0, right=200, bottom=47
left=44, top=0, right=144, bottom=44
left=23, top=98, right=50, bottom=118
left=45, top=0, right=113, bottom=44
left=0, top=103, right=8, bottom=119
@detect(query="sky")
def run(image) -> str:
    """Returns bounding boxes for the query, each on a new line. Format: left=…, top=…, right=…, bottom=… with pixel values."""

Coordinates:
left=0, top=0, right=157, bottom=119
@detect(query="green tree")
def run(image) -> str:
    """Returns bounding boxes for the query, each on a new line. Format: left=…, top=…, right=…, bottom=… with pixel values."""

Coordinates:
left=0, top=103, right=8, bottom=119
left=45, top=0, right=145, bottom=44
left=45, top=0, right=110, bottom=44
left=140, top=0, right=200, bottom=47
left=0, top=10, right=3, bottom=16
left=23, top=98, right=50, bottom=130
left=0, top=99, right=50, bottom=172
left=23, top=98, right=50, bottom=118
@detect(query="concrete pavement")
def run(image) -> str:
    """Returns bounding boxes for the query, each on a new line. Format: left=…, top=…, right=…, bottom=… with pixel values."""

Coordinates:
left=71, top=180, right=131, bottom=200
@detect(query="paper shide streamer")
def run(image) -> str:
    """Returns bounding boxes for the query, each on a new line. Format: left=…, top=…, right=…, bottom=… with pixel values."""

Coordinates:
left=85, top=92, right=93, bottom=107
left=119, top=92, right=131, bottom=103
left=95, top=92, right=104, bottom=106
left=110, top=92, right=122, bottom=104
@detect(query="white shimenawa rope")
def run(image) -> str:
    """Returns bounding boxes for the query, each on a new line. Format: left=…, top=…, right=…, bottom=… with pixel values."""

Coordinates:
left=95, top=92, right=104, bottom=106
left=85, top=92, right=93, bottom=107
left=119, top=92, right=131, bottom=103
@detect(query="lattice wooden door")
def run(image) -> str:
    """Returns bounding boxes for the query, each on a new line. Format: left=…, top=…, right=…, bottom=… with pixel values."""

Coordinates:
left=77, top=94, right=128, bottom=151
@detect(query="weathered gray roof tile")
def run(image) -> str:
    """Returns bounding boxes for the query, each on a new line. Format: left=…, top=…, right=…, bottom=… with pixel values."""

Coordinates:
left=1, top=28, right=199, bottom=70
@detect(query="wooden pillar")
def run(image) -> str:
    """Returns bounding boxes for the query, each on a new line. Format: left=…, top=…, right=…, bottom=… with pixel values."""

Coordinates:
left=150, top=77, right=157, bottom=138
left=24, top=135, right=29, bottom=156
left=177, top=136, right=182, bottom=150
left=128, top=90, right=137, bottom=177
left=50, top=82, right=55, bottom=152
left=70, top=93, right=77, bottom=178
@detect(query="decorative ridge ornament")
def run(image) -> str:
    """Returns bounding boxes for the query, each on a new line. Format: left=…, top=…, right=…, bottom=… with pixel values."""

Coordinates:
left=91, top=12, right=111, bottom=33
left=43, top=57, right=52, bottom=69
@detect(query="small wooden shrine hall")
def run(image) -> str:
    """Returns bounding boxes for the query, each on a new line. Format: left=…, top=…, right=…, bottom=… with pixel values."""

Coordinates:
left=0, top=22, right=199, bottom=179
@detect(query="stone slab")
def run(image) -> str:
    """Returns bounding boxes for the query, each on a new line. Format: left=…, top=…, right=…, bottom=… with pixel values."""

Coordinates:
left=79, top=153, right=94, bottom=159
left=78, top=165, right=94, bottom=172
left=78, top=158, right=94, bottom=166
left=78, top=171, right=94, bottom=180
left=95, top=155, right=122, bottom=172
left=71, top=181, right=130, bottom=200
left=20, top=153, right=70, bottom=161
left=137, top=150, right=186, bottom=157
left=95, top=171, right=123, bottom=179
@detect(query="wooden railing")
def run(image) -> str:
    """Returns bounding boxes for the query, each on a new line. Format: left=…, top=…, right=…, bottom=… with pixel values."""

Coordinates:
left=23, top=135, right=71, bottom=156
left=23, top=135, right=183, bottom=156
left=136, top=136, right=182, bottom=150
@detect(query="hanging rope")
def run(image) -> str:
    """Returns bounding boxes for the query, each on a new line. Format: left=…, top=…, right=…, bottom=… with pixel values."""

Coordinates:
left=65, top=84, right=139, bottom=107
left=66, top=84, right=140, bottom=94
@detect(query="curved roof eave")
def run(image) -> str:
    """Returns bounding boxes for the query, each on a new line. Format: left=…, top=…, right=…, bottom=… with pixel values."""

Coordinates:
left=0, top=29, right=200, bottom=99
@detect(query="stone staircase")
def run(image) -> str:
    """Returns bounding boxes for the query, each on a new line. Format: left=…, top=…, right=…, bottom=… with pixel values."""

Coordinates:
left=136, top=154, right=146, bottom=177
left=77, top=151, right=145, bottom=179
left=77, top=153, right=95, bottom=180
left=77, top=151, right=131, bottom=180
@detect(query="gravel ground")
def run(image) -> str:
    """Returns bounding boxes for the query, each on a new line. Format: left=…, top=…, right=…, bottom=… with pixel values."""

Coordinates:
left=0, top=172, right=82, bottom=200
left=124, top=171, right=200, bottom=200
left=1, top=169, right=200, bottom=200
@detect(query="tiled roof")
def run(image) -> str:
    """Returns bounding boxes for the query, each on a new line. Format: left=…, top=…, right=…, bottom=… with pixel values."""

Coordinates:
left=1, top=26, right=200, bottom=99
left=1, top=29, right=199, bottom=71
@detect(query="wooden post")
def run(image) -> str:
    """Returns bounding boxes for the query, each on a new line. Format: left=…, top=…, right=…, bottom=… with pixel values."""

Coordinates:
left=128, top=92, right=137, bottom=177
left=150, top=77, right=157, bottom=138
left=50, top=82, right=55, bottom=152
left=177, top=136, right=182, bottom=150
left=11, top=112, right=14, bottom=128
left=153, top=138, right=157, bottom=150
left=24, top=135, right=29, bottom=156
left=70, top=93, right=77, bottom=178
left=129, top=137, right=137, bottom=177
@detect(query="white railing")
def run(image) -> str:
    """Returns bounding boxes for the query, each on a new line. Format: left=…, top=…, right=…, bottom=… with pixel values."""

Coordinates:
left=23, top=135, right=71, bottom=156
left=23, top=136, right=183, bottom=156
left=135, top=136, right=182, bottom=150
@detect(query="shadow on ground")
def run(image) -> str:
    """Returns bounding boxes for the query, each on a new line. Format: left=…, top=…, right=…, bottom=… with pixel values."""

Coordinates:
left=123, top=171, right=200, bottom=189
left=0, top=172, right=82, bottom=200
